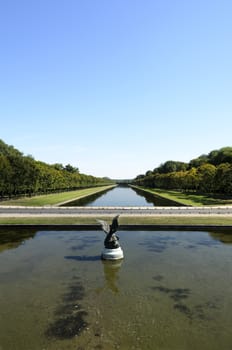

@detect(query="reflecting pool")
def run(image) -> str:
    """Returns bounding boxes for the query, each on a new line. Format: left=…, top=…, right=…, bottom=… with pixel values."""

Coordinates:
left=63, top=186, right=181, bottom=206
left=0, top=228, right=232, bottom=349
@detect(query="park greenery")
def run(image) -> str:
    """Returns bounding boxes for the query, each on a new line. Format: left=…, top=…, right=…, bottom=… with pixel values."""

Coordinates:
left=0, top=216, right=232, bottom=226
left=1, top=139, right=232, bottom=210
left=0, top=185, right=115, bottom=206
left=133, top=147, right=232, bottom=196
left=131, top=186, right=232, bottom=206
left=0, top=139, right=114, bottom=199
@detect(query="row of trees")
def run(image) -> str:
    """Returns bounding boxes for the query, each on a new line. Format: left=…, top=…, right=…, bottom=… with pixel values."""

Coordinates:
left=0, top=139, right=113, bottom=198
left=133, top=147, right=232, bottom=194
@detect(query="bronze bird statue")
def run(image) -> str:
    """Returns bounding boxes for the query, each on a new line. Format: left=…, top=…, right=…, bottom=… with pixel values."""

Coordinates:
left=98, top=215, right=120, bottom=249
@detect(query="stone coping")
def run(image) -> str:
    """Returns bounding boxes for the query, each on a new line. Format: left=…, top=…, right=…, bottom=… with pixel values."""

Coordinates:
left=1, top=205, right=232, bottom=209
left=0, top=224, right=232, bottom=230
left=0, top=205, right=232, bottom=216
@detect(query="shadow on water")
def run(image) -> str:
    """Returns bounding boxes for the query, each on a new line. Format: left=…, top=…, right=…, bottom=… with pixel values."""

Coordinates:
left=208, top=231, right=232, bottom=244
left=64, top=255, right=122, bottom=293
left=0, top=228, right=37, bottom=253
left=138, top=231, right=232, bottom=255
left=184, top=235, right=221, bottom=250
left=132, top=187, right=185, bottom=206
left=61, top=187, right=115, bottom=206
left=65, top=255, right=101, bottom=261
left=139, top=235, right=179, bottom=253
left=49, top=254, right=123, bottom=341
left=67, top=235, right=101, bottom=251
left=151, top=276, right=219, bottom=321
left=45, top=276, right=89, bottom=340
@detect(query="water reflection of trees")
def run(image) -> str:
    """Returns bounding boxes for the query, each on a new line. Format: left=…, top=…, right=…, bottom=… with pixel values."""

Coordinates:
left=0, top=228, right=37, bottom=253
left=62, top=185, right=183, bottom=207
left=208, top=231, right=232, bottom=244
left=132, top=187, right=183, bottom=206
left=61, top=188, right=114, bottom=206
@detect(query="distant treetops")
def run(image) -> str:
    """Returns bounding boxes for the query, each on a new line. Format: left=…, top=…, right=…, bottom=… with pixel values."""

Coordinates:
left=0, top=139, right=113, bottom=199
left=133, top=147, right=232, bottom=194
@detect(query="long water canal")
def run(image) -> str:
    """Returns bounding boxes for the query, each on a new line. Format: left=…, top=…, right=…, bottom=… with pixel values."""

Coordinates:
left=62, top=185, right=181, bottom=207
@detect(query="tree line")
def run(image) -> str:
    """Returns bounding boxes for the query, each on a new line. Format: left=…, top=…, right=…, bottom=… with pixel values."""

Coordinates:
left=0, top=139, right=113, bottom=199
left=133, top=147, right=232, bottom=195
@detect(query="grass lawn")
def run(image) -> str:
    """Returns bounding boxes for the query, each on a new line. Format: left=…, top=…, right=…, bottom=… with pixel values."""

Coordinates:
left=0, top=216, right=232, bottom=226
left=132, top=186, right=232, bottom=206
left=0, top=185, right=115, bottom=206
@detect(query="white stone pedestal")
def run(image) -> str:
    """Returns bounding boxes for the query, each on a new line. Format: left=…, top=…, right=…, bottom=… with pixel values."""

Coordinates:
left=101, top=247, right=124, bottom=260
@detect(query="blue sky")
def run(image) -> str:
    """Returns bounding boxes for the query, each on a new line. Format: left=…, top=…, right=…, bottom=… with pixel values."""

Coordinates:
left=1, top=0, right=231, bottom=179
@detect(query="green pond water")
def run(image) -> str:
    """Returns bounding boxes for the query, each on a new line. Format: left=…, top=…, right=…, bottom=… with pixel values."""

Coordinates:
left=0, top=228, right=232, bottom=350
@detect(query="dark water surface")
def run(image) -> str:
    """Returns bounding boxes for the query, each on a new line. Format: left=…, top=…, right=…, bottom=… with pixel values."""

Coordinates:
left=63, top=186, right=181, bottom=207
left=0, top=227, right=232, bottom=349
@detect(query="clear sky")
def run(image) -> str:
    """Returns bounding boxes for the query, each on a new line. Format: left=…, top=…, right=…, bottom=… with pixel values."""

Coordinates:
left=1, top=0, right=231, bottom=179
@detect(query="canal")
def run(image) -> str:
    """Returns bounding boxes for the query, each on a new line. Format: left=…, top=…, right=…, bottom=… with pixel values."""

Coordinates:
left=62, top=185, right=181, bottom=207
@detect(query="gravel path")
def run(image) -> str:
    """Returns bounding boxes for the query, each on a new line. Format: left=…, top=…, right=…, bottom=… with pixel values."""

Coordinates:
left=0, top=206, right=232, bottom=216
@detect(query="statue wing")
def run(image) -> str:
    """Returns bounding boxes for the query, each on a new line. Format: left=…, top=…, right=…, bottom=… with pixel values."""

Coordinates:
left=110, top=215, right=119, bottom=233
left=97, top=220, right=110, bottom=234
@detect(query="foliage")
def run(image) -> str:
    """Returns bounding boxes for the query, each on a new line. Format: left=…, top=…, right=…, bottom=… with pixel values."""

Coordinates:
left=154, top=161, right=188, bottom=174
left=133, top=146, right=232, bottom=195
left=0, top=139, right=113, bottom=199
left=132, top=186, right=232, bottom=206
left=1, top=185, right=115, bottom=206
